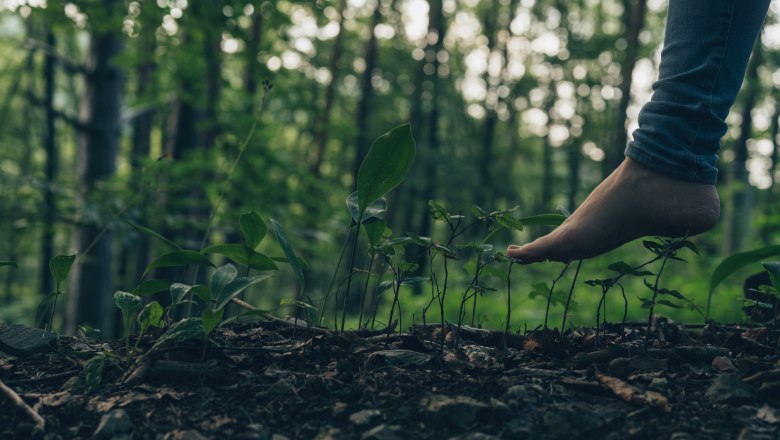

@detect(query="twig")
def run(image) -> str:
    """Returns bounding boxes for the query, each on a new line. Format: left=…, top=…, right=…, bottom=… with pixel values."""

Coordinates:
left=230, top=298, right=332, bottom=335
left=4, top=369, right=78, bottom=386
left=0, top=378, right=45, bottom=430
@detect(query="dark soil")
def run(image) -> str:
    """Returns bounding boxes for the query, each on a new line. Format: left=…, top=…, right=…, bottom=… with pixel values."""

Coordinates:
left=1, top=318, right=779, bottom=440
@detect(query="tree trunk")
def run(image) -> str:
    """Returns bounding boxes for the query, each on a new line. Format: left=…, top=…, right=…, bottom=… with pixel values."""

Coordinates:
left=310, top=0, right=346, bottom=175
left=725, top=44, right=761, bottom=254
left=605, top=0, right=647, bottom=176
left=40, top=29, right=57, bottom=297
left=66, top=1, right=124, bottom=336
left=243, top=8, right=264, bottom=115
left=476, top=0, right=499, bottom=209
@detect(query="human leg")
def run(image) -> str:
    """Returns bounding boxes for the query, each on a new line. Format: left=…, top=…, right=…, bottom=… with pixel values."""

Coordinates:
left=507, top=0, right=770, bottom=263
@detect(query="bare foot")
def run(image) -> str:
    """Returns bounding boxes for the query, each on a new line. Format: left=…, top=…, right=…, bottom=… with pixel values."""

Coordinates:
left=506, top=157, right=720, bottom=263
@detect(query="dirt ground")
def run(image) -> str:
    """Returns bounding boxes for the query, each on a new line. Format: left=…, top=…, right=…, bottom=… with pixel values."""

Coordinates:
left=1, top=318, right=779, bottom=440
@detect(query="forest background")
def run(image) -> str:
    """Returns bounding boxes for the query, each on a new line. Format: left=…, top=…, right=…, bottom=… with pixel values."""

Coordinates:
left=0, top=0, right=778, bottom=339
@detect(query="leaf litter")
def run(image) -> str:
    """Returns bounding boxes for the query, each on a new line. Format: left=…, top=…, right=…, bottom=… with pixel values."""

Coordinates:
left=0, top=318, right=778, bottom=439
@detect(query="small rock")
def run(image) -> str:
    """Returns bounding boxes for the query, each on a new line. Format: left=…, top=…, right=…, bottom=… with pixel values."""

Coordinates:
left=349, top=409, right=382, bottom=426
left=0, top=324, right=56, bottom=356
left=93, top=409, right=133, bottom=439
left=361, top=424, right=402, bottom=440
left=706, top=373, right=756, bottom=403
left=422, top=395, right=490, bottom=428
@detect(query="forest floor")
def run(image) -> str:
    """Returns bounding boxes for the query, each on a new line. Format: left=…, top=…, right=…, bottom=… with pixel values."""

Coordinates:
left=1, top=317, right=779, bottom=440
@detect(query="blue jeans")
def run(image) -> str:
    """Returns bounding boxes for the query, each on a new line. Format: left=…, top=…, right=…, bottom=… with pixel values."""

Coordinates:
left=626, top=0, right=770, bottom=184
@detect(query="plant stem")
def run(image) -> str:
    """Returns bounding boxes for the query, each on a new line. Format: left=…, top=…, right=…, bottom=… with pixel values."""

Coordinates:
left=357, top=254, right=375, bottom=330
left=544, top=262, right=570, bottom=330
left=561, top=260, right=582, bottom=332
left=319, top=228, right=352, bottom=326
left=645, top=245, right=672, bottom=351
left=439, top=256, right=449, bottom=355
left=504, top=261, right=515, bottom=349
left=341, top=222, right=362, bottom=334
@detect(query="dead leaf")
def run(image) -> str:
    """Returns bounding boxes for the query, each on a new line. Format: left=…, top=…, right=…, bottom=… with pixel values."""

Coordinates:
left=757, top=405, right=778, bottom=424
left=595, top=374, right=670, bottom=412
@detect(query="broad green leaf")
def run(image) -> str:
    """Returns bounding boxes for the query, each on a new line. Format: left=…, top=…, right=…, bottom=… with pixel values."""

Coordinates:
left=357, top=124, right=416, bottom=214
left=347, top=192, right=387, bottom=224
left=138, top=301, right=163, bottom=333
left=144, top=250, right=215, bottom=276
left=239, top=211, right=267, bottom=249
left=201, top=244, right=278, bottom=271
left=517, top=214, right=566, bottom=227
left=113, top=291, right=142, bottom=337
left=709, top=245, right=780, bottom=294
left=270, top=219, right=305, bottom=295
left=50, top=254, right=76, bottom=285
left=170, top=283, right=194, bottom=304
left=762, top=262, right=780, bottom=293
left=363, top=218, right=386, bottom=246
left=0, top=261, right=17, bottom=268
left=209, top=264, right=238, bottom=300
left=215, top=275, right=272, bottom=310
left=122, top=219, right=181, bottom=250
left=132, top=279, right=172, bottom=297
left=151, top=318, right=205, bottom=352
left=656, top=299, right=683, bottom=309
left=429, top=200, right=450, bottom=221
left=431, top=243, right=457, bottom=259
left=608, top=262, right=653, bottom=277
left=202, top=307, right=225, bottom=336
left=496, top=214, right=524, bottom=232
left=471, top=205, right=487, bottom=217
left=82, top=354, right=105, bottom=394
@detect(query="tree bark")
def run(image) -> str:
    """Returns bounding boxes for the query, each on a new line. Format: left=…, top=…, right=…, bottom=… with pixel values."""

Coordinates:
left=605, top=0, right=647, bottom=176
left=725, top=44, right=761, bottom=254
left=310, top=0, right=346, bottom=175
left=40, top=29, right=57, bottom=297
left=66, top=0, right=124, bottom=336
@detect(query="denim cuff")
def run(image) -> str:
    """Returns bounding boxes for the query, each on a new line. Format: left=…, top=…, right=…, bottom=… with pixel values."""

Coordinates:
left=625, top=142, right=718, bottom=185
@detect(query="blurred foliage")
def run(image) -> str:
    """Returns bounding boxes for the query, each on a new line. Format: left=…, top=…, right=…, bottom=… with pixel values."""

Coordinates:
left=0, top=0, right=778, bottom=332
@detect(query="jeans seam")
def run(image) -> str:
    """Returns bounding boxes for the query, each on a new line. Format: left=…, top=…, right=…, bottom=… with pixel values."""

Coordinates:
left=689, top=0, right=735, bottom=151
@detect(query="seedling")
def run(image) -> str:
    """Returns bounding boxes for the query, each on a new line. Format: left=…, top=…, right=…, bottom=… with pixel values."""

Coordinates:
left=36, top=254, right=76, bottom=331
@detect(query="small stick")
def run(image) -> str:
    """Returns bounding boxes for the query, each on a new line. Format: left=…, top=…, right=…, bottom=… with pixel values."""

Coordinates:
left=231, top=298, right=332, bottom=336
left=0, top=378, right=45, bottom=430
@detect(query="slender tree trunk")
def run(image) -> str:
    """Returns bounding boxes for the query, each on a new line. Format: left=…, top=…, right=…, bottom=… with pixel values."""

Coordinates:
left=476, top=0, right=499, bottom=209
left=66, top=1, right=124, bottom=336
left=244, top=8, right=264, bottom=115
left=605, top=0, right=647, bottom=175
left=40, top=29, right=57, bottom=297
left=725, top=45, right=761, bottom=254
left=310, top=0, right=346, bottom=175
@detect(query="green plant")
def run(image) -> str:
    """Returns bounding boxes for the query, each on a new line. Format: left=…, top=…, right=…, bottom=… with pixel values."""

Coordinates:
left=35, top=254, right=76, bottom=331
left=708, top=244, right=780, bottom=319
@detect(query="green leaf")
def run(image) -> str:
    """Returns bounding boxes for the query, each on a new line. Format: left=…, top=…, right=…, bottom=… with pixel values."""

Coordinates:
left=762, top=262, right=780, bottom=294
left=82, top=354, right=106, bottom=394
left=656, top=299, right=683, bottom=309
left=151, top=318, right=205, bottom=352
left=471, top=205, right=487, bottom=217
left=122, top=219, right=181, bottom=250
left=144, top=250, right=215, bottom=276
left=608, top=262, right=653, bottom=277
left=202, top=307, right=225, bottom=337
left=347, top=192, right=387, bottom=224
left=357, top=124, right=416, bottom=214
left=138, top=301, right=163, bottom=333
left=239, top=211, right=267, bottom=249
left=401, top=276, right=429, bottom=286
left=215, top=275, right=273, bottom=310
left=0, top=261, right=18, bottom=269
left=190, top=285, right=211, bottom=303
left=270, top=219, right=305, bottom=294
left=517, top=214, right=566, bottom=227
left=496, top=214, right=524, bottom=232
left=50, top=254, right=76, bottom=285
left=363, top=218, right=387, bottom=246
left=709, top=245, right=780, bottom=295
left=280, top=298, right=317, bottom=311
left=201, top=244, right=278, bottom=271
left=113, top=291, right=142, bottom=337
left=209, top=264, right=238, bottom=300
left=428, top=200, right=450, bottom=221
left=170, top=283, right=194, bottom=304
left=132, top=279, right=172, bottom=297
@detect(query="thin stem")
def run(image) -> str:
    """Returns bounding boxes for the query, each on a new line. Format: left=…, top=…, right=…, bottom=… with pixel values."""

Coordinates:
left=645, top=245, right=672, bottom=351
left=319, top=227, right=352, bottom=326
left=340, top=222, right=362, bottom=334
left=544, top=262, right=570, bottom=330
left=619, top=282, right=628, bottom=333
left=439, top=256, right=450, bottom=354
left=561, top=260, right=582, bottom=332
left=504, top=261, right=515, bottom=349
left=357, top=254, right=375, bottom=330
